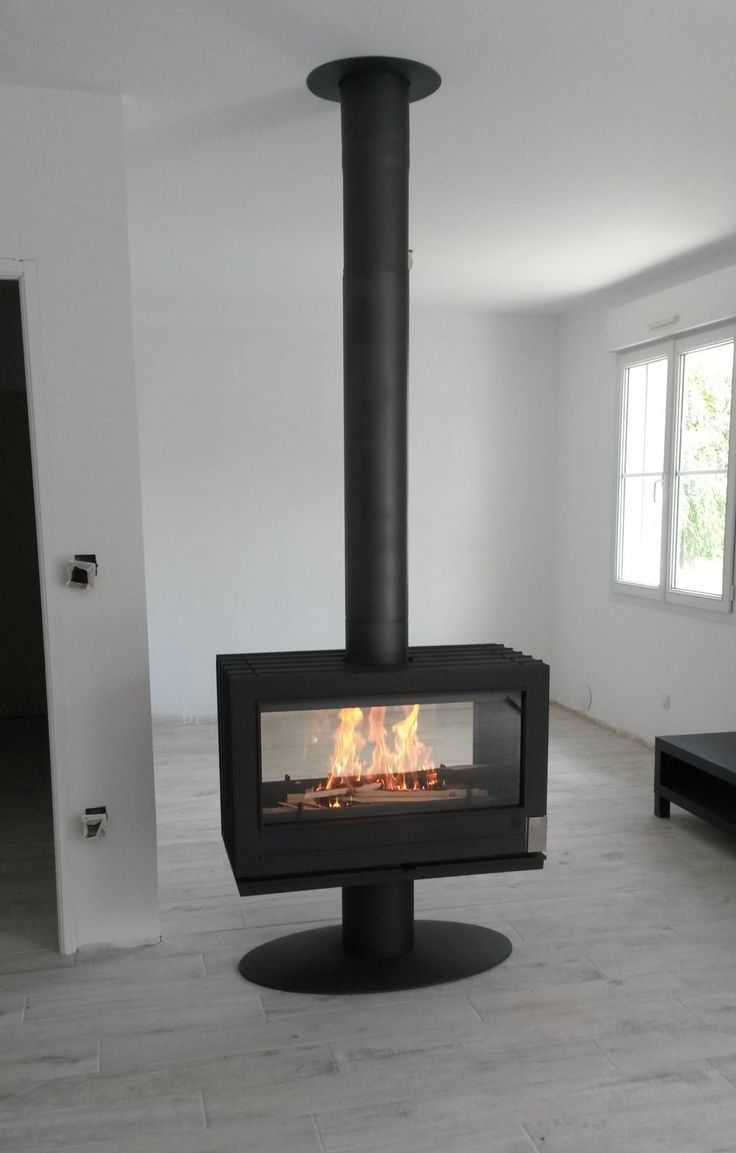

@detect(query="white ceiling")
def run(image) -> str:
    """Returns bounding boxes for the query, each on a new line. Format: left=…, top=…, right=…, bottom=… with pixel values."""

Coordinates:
left=3, top=0, right=736, bottom=312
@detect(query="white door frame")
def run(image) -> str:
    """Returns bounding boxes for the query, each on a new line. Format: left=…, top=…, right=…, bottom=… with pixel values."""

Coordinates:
left=1, top=258, right=70, bottom=953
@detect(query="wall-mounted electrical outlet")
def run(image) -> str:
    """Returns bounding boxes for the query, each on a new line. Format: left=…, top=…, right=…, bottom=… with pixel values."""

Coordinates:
left=82, top=806, right=108, bottom=838
left=66, top=554, right=98, bottom=589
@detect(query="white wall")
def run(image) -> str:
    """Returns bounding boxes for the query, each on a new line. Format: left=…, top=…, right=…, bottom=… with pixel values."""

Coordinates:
left=553, top=245, right=736, bottom=743
left=134, top=305, right=344, bottom=720
left=409, top=311, right=558, bottom=659
left=134, top=305, right=557, bottom=718
left=0, top=86, right=159, bottom=951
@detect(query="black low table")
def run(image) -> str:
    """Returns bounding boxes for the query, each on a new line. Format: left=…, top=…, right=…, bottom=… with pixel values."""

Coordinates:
left=654, top=732, right=736, bottom=832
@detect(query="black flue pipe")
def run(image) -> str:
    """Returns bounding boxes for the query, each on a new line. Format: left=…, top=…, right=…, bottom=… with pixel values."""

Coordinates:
left=308, top=57, right=440, bottom=666
left=341, top=69, right=409, bottom=666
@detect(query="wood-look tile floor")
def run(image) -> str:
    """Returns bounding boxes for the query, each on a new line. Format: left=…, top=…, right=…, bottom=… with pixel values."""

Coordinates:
left=3, top=705, right=736, bottom=1151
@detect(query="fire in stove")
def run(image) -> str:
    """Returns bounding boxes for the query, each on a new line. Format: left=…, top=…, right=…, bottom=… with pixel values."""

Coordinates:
left=259, top=692, right=522, bottom=823
left=323, top=705, right=437, bottom=792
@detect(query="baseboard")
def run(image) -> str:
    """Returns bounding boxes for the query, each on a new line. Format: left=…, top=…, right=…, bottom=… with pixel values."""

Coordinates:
left=550, top=699, right=654, bottom=750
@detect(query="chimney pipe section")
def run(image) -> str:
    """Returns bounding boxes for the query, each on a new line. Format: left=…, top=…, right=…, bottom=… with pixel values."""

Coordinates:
left=307, top=57, right=440, bottom=666
left=341, top=68, right=409, bottom=666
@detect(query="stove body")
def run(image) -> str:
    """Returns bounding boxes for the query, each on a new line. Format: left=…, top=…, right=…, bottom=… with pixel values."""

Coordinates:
left=218, top=644, right=547, bottom=895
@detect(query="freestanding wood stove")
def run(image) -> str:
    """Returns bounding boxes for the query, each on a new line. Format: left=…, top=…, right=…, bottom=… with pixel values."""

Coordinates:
left=217, top=57, right=549, bottom=993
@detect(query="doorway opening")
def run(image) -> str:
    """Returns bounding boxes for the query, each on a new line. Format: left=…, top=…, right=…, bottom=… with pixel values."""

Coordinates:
left=0, top=277, right=57, bottom=953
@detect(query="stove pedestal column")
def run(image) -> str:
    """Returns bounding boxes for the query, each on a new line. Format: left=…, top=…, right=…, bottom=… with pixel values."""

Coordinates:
left=342, top=880, right=414, bottom=958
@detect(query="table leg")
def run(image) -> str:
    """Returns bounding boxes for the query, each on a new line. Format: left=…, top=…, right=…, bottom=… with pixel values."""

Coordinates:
left=654, top=794, right=670, bottom=818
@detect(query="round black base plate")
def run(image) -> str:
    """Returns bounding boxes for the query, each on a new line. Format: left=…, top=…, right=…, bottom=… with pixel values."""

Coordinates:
left=239, top=920, right=511, bottom=994
left=307, top=57, right=441, bottom=103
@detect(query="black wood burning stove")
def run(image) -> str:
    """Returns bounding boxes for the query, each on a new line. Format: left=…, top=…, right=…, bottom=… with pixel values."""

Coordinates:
left=217, top=57, right=549, bottom=993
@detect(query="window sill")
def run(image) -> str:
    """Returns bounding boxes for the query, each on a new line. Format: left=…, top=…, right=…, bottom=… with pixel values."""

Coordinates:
left=610, top=586, right=735, bottom=625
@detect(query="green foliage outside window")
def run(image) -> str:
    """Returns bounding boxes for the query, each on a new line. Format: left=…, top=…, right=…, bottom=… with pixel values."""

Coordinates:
left=678, top=359, right=731, bottom=569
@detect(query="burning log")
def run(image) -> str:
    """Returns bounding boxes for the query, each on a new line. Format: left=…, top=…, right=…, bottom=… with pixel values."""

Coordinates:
left=283, top=765, right=491, bottom=809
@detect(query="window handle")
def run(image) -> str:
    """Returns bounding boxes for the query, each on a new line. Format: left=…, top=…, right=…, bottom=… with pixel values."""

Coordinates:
left=653, top=478, right=663, bottom=503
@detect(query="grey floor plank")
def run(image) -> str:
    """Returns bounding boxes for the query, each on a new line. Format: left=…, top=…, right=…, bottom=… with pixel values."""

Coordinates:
left=0, top=1092, right=207, bottom=1153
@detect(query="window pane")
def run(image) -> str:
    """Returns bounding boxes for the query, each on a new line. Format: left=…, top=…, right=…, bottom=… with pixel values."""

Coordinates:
left=673, top=473, right=728, bottom=596
left=623, top=358, right=667, bottom=475
left=618, top=475, right=663, bottom=586
left=679, top=342, right=733, bottom=472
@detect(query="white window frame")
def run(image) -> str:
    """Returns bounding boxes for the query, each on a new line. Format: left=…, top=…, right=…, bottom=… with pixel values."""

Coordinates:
left=613, top=322, right=736, bottom=615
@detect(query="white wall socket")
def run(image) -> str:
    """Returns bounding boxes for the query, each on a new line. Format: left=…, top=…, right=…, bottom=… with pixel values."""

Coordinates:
left=82, top=807, right=108, bottom=838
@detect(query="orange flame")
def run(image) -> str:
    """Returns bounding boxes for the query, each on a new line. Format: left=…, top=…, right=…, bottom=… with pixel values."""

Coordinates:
left=324, top=707, right=365, bottom=790
left=321, top=704, right=437, bottom=792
